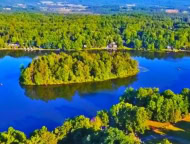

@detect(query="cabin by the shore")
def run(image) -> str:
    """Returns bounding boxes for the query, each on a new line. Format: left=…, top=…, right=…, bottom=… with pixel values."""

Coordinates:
left=107, top=42, right=118, bottom=50
left=167, top=45, right=174, bottom=50
left=8, top=43, right=20, bottom=48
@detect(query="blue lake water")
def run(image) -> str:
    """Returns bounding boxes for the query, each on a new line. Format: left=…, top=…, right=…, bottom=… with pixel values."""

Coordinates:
left=0, top=51, right=190, bottom=135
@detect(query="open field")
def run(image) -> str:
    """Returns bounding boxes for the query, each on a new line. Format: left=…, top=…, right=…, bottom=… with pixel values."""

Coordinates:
left=142, top=116, right=190, bottom=144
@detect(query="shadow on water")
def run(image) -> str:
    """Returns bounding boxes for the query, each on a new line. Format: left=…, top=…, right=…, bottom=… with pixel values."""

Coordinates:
left=1, top=50, right=190, bottom=60
left=21, top=76, right=137, bottom=102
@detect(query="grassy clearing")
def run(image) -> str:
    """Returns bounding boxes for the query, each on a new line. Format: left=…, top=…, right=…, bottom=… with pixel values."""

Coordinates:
left=143, top=116, right=190, bottom=144
left=147, top=120, right=184, bottom=135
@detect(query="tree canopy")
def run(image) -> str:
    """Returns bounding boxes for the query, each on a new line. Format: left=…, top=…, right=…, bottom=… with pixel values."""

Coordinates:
left=0, top=13, right=190, bottom=50
left=120, top=87, right=189, bottom=123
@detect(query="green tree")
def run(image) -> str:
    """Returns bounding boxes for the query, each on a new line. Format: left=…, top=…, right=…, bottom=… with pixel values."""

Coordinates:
left=28, top=126, right=57, bottom=144
left=0, top=127, right=27, bottom=144
left=110, top=102, right=148, bottom=134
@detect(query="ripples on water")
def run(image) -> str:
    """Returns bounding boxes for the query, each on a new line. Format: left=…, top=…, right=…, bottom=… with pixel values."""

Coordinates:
left=139, top=66, right=149, bottom=72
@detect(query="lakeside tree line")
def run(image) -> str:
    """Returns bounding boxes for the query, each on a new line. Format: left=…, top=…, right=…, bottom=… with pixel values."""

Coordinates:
left=2, top=87, right=188, bottom=143
left=20, top=51, right=139, bottom=85
left=121, top=88, right=190, bottom=123
left=0, top=13, right=190, bottom=50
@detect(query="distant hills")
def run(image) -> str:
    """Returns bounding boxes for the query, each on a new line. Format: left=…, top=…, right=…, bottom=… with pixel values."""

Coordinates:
left=70, top=0, right=190, bottom=8
left=0, top=0, right=190, bottom=13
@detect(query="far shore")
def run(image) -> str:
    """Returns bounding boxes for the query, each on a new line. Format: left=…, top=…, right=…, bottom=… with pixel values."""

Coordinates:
left=0, top=48, right=60, bottom=51
left=1, top=47, right=190, bottom=53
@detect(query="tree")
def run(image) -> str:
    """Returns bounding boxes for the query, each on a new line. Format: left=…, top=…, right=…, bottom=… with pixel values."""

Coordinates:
left=54, top=115, right=95, bottom=141
left=97, top=110, right=109, bottom=127
left=0, top=127, right=27, bottom=144
left=28, top=126, right=57, bottom=144
left=110, top=102, right=148, bottom=134
left=157, top=139, right=172, bottom=144
left=84, top=128, right=140, bottom=144
left=0, top=38, right=5, bottom=48
left=134, top=39, right=142, bottom=49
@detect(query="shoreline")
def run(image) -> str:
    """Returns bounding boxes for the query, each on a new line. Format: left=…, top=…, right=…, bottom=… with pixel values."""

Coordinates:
left=20, top=71, right=139, bottom=86
left=0, top=48, right=60, bottom=51
left=1, top=47, right=190, bottom=53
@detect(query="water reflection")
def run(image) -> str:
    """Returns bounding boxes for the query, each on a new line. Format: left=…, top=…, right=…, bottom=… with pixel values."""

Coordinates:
left=0, top=50, right=53, bottom=59
left=22, top=76, right=137, bottom=102
left=1, top=50, right=190, bottom=60
left=128, top=50, right=190, bottom=60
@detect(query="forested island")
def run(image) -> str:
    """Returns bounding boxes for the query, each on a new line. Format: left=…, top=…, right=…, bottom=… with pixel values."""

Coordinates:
left=20, top=51, right=138, bottom=85
left=0, top=13, right=190, bottom=51
left=2, top=87, right=190, bottom=144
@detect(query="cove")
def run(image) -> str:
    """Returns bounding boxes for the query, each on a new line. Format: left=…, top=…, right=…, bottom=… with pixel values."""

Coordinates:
left=0, top=50, right=190, bottom=135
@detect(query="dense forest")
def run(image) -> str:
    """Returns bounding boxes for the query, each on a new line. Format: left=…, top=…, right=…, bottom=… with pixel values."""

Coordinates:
left=20, top=51, right=139, bottom=85
left=0, top=13, right=190, bottom=50
left=2, top=87, right=189, bottom=144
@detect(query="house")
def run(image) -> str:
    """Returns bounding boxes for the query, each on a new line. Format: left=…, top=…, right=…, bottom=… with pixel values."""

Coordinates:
left=167, top=45, right=173, bottom=50
left=165, top=9, right=179, bottom=14
left=8, top=43, right=20, bottom=48
left=83, top=45, right=87, bottom=48
left=3, top=8, right=11, bottom=11
left=107, top=42, right=118, bottom=49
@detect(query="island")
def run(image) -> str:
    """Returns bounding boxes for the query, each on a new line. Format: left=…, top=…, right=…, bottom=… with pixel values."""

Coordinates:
left=20, top=51, right=139, bottom=85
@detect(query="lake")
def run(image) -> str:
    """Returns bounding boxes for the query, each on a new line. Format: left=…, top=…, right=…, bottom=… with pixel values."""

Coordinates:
left=0, top=50, right=190, bottom=135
